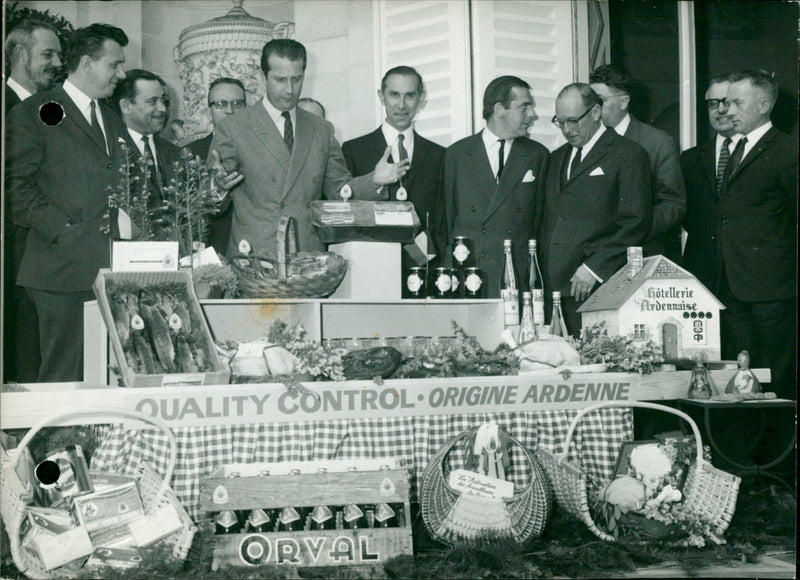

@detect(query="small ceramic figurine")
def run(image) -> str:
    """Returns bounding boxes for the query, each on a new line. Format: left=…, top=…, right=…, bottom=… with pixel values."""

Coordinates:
left=725, top=350, right=762, bottom=394
left=688, top=352, right=717, bottom=399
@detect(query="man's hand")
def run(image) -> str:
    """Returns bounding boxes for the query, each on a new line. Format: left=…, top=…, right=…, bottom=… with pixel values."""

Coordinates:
left=570, top=264, right=598, bottom=302
left=372, top=145, right=410, bottom=187
left=209, top=149, right=243, bottom=201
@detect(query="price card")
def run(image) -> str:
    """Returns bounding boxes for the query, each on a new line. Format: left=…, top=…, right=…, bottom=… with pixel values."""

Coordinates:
left=448, top=468, right=514, bottom=499
left=111, top=241, right=179, bottom=272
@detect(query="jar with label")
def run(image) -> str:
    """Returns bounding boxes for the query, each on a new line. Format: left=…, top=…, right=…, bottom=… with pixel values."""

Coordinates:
left=463, top=267, right=484, bottom=298
left=452, top=236, right=473, bottom=268
left=432, top=267, right=453, bottom=299
left=405, top=266, right=427, bottom=298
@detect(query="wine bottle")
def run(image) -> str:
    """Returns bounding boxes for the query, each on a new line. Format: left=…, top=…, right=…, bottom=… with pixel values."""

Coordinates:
left=500, top=240, right=519, bottom=326
left=532, top=289, right=545, bottom=332
left=518, top=291, right=537, bottom=343
left=549, top=291, right=569, bottom=338
left=525, top=240, right=544, bottom=292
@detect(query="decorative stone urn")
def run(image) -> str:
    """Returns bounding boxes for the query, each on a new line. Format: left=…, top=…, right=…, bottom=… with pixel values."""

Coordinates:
left=173, top=0, right=294, bottom=143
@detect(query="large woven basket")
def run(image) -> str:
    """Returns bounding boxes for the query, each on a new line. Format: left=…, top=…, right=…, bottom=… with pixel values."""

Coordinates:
left=231, top=215, right=347, bottom=298
left=538, top=401, right=740, bottom=542
left=420, top=426, right=553, bottom=546
left=0, top=408, right=196, bottom=579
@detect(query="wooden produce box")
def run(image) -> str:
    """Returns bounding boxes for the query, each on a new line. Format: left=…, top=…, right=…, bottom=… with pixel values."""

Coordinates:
left=199, top=460, right=413, bottom=569
left=92, top=269, right=229, bottom=387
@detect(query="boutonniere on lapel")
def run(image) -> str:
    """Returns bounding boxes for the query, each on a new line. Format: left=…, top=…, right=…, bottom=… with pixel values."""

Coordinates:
left=589, top=167, right=605, bottom=176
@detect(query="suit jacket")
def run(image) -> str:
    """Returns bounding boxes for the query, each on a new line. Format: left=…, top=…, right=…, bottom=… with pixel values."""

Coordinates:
left=210, top=105, right=378, bottom=258
left=622, top=116, right=685, bottom=260
left=6, top=86, right=125, bottom=291
left=342, top=127, right=446, bottom=254
left=187, top=133, right=231, bottom=255
left=680, top=138, right=718, bottom=289
left=716, top=126, right=797, bottom=302
left=4, top=83, right=22, bottom=114
left=540, top=128, right=652, bottom=295
left=118, top=130, right=182, bottom=199
left=443, top=131, right=549, bottom=298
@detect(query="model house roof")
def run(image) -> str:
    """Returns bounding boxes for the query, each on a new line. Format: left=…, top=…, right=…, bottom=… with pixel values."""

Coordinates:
left=577, top=255, right=725, bottom=313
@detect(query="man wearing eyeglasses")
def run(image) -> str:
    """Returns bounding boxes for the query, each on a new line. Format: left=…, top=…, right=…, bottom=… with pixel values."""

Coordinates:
left=187, top=77, right=247, bottom=255
left=540, top=83, right=651, bottom=336
left=715, top=70, right=796, bottom=401
left=680, top=74, right=740, bottom=290
left=590, top=64, right=685, bottom=263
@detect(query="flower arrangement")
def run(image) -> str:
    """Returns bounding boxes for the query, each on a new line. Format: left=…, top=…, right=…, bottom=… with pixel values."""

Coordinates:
left=572, top=322, right=664, bottom=374
left=594, top=434, right=721, bottom=547
left=191, top=263, right=238, bottom=298
left=267, top=320, right=346, bottom=381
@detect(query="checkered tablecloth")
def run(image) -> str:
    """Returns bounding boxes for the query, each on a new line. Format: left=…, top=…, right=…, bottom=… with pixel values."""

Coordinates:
left=90, top=408, right=632, bottom=521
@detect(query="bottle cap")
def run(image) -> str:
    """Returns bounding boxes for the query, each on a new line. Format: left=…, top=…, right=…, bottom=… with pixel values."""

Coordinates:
left=528, top=239, right=537, bottom=251
left=503, top=239, right=512, bottom=248
left=552, top=291, right=561, bottom=299
left=522, top=291, right=532, bottom=299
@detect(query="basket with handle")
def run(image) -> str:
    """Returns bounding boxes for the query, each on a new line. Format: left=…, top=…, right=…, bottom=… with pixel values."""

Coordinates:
left=0, top=408, right=196, bottom=579
left=537, top=401, right=740, bottom=542
left=231, top=215, right=347, bottom=298
left=420, top=425, right=553, bottom=546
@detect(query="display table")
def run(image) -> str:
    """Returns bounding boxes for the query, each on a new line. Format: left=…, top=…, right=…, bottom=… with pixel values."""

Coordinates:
left=676, top=398, right=796, bottom=495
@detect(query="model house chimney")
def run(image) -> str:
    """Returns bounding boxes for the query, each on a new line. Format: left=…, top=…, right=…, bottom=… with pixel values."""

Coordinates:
left=627, top=247, right=643, bottom=279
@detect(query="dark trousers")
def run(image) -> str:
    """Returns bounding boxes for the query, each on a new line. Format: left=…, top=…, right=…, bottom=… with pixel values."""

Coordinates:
left=25, top=288, right=94, bottom=382
left=719, top=277, right=797, bottom=401
left=207, top=204, right=233, bottom=257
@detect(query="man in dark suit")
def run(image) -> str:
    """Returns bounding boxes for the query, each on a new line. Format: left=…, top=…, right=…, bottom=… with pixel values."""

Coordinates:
left=540, top=83, right=652, bottom=336
left=3, top=19, right=63, bottom=382
left=210, top=39, right=408, bottom=259
left=680, top=74, right=738, bottom=289
left=443, top=76, right=549, bottom=298
left=112, top=69, right=181, bottom=202
left=6, top=23, right=129, bottom=382
left=343, top=66, right=446, bottom=257
left=186, top=77, right=247, bottom=255
left=717, top=69, right=797, bottom=400
left=590, top=64, right=685, bottom=262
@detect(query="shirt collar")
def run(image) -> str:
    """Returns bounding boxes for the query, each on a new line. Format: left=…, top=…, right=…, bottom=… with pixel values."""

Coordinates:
left=580, top=124, right=606, bottom=156
left=127, top=127, right=150, bottom=144
left=62, top=79, right=94, bottom=118
left=482, top=126, right=514, bottom=149
left=614, top=113, right=631, bottom=136
left=7, top=77, right=32, bottom=101
left=381, top=122, right=414, bottom=147
left=262, top=95, right=295, bottom=129
left=742, top=121, right=772, bottom=148
left=715, top=132, right=741, bottom=149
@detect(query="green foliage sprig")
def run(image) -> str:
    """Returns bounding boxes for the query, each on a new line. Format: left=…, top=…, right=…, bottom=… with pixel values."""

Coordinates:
left=572, top=322, right=664, bottom=374
left=267, top=319, right=346, bottom=381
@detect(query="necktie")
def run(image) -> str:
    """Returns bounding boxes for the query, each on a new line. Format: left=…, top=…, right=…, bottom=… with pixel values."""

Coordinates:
left=397, top=133, right=409, bottom=162
left=282, top=111, right=293, bottom=152
left=725, top=136, right=747, bottom=179
left=89, top=100, right=107, bottom=155
left=142, top=135, right=161, bottom=195
left=716, top=137, right=732, bottom=193
left=569, top=146, right=582, bottom=180
left=497, top=139, right=505, bottom=181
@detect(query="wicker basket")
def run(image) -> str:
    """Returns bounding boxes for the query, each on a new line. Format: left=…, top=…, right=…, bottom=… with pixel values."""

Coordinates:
left=420, top=426, right=553, bottom=546
left=538, top=401, right=740, bottom=542
left=0, top=408, right=196, bottom=579
left=231, top=215, right=347, bottom=298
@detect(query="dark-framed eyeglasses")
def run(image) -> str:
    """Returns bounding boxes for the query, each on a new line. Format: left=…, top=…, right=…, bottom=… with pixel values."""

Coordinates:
left=209, top=99, right=246, bottom=111
left=552, top=105, right=595, bottom=129
left=705, top=98, right=728, bottom=111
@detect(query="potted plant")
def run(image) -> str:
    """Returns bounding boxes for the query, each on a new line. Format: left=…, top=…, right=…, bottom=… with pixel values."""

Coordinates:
left=191, top=263, right=237, bottom=299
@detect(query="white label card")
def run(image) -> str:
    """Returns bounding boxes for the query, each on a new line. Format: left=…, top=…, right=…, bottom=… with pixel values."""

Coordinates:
left=374, top=210, right=413, bottom=226
left=448, top=468, right=514, bottom=499
left=112, top=241, right=179, bottom=272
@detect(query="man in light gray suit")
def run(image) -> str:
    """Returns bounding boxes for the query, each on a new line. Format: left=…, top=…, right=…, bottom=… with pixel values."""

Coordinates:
left=210, top=39, right=408, bottom=258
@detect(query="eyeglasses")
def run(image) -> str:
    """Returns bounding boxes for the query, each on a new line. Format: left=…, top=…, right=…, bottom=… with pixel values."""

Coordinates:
left=552, top=105, right=595, bottom=129
left=209, top=99, right=246, bottom=111
left=705, top=98, right=728, bottom=111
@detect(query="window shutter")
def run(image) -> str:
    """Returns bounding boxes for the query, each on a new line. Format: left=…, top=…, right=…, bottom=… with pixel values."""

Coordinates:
left=471, top=0, right=576, bottom=151
left=375, top=0, right=472, bottom=146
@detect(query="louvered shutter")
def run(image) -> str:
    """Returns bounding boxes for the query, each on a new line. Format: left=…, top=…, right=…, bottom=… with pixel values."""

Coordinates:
left=471, top=0, right=576, bottom=151
left=375, top=0, right=472, bottom=146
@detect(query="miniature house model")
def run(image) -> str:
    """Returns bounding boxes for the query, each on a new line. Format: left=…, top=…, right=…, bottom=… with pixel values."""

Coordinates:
left=578, top=254, right=724, bottom=361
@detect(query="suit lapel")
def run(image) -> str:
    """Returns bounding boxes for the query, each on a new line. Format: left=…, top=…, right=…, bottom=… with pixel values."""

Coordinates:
left=249, top=105, right=291, bottom=171
left=484, top=140, right=532, bottom=222
left=59, top=89, right=108, bottom=155
left=563, top=130, right=611, bottom=186
left=728, top=127, right=775, bottom=182
left=702, top=138, right=717, bottom=193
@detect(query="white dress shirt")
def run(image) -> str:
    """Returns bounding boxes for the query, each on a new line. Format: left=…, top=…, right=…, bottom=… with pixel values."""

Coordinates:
left=482, top=126, right=513, bottom=179
left=127, top=127, right=159, bottom=167
left=613, top=113, right=631, bottom=137
left=63, top=79, right=108, bottom=154
left=381, top=122, right=414, bottom=163
left=740, top=121, right=772, bottom=160
left=262, top=96, right=295, bottom=140
left=7, top=77, right=32, bottom=101
left=714, top=133, right=742, bottom=167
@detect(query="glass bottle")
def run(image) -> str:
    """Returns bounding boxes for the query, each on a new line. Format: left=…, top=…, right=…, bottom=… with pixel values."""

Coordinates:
left=532, top=289, right=546, bottom=332
left=548, top=291, right=569, bottom=338
left=308, top=505, right=336, bottom=530
left=247, top=508, right=272, bottom=533
left=525, top=239, right=544, bottom=294
left=500, top=240, right=519, bottom=326
left=216, top=510, right=240, bottom=534
left=342, top=504, right=368, bottom=529
left=373, top=503, right=398, bottom=528
left=688, top=353, right=716, bottom=399
left=725, top=350, right=762, bottom=394
left=518, top=291, right=537, bottom=344
left=277, top=506, right=303, bottom=532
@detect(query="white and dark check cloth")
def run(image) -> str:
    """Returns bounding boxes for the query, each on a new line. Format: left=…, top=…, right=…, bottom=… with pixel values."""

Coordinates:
left=91, top=408, right=633, bottom=521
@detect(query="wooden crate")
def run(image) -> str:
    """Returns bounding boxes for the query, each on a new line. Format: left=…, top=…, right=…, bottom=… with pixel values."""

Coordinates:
left=199, top=460, right=413, bottom=569
left=92, top=269, right=230, bottom=387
